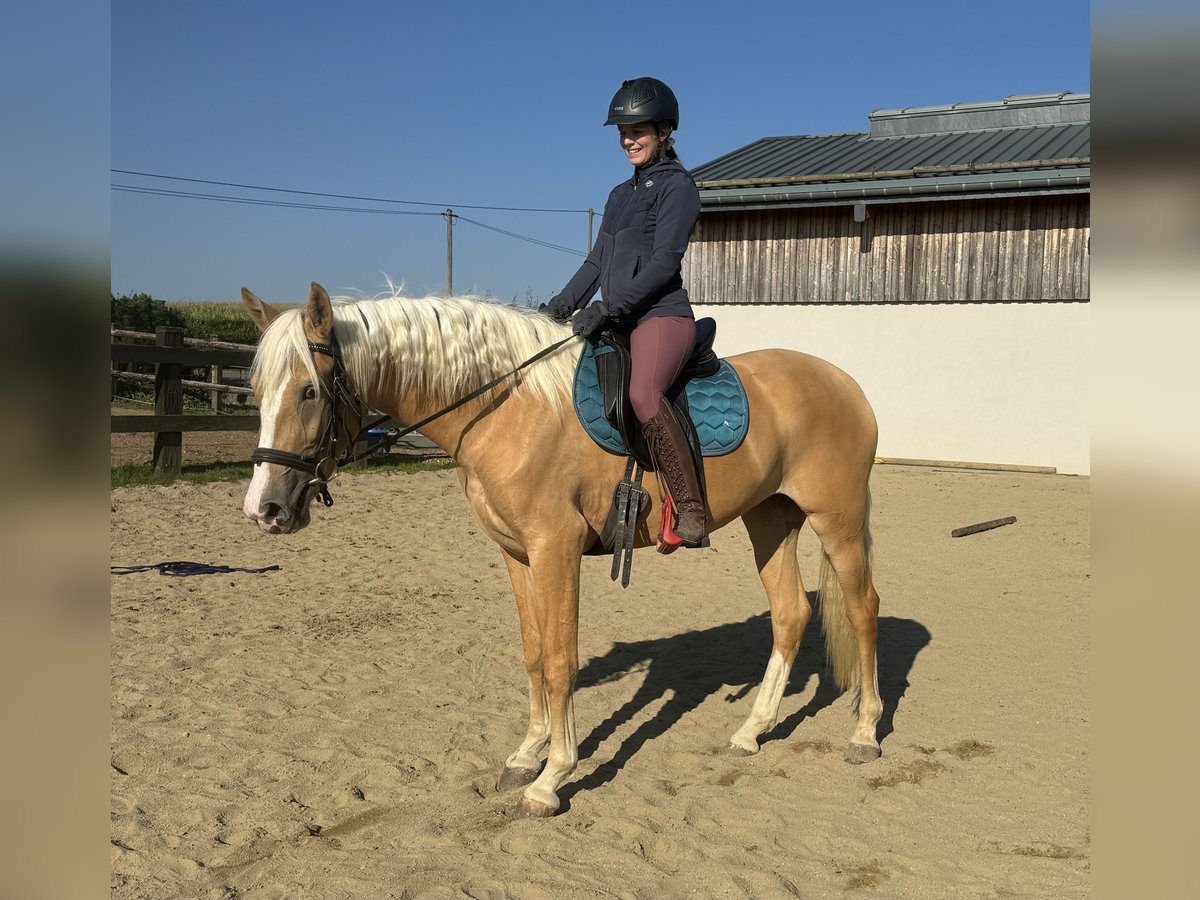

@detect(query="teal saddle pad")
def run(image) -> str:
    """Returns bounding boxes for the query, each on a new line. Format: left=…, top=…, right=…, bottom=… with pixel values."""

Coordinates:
left=572, top=341, right=749, bottom=457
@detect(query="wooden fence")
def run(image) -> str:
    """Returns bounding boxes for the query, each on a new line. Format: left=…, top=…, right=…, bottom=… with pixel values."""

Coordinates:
left=111, top=326, right=260, bottom=474
left=111, top=326, right=424, bottom=475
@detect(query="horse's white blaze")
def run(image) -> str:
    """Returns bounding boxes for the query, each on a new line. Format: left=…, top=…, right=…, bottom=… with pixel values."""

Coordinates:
left=730, top=650, right=792, bottom=753
left=243, top=384, right=283, bottom=519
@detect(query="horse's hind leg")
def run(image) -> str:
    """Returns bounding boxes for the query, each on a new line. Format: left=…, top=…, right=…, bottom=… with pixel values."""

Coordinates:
left=809, top=502, right=883, bottom=764
left=729, top=496, right=811, bottom=755
left=496, top=551, right=551, bottom=791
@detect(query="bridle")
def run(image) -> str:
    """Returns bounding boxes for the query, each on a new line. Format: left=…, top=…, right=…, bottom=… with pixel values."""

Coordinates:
left=251, top=331, right=575, bottom=514
left=250, top=337, right=365, bottom=511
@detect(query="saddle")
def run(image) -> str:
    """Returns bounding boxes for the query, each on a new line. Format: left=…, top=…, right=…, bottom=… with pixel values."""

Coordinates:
left=573, top=318, right=749, bottom=465
left=572, top=318, right=750, bottom=586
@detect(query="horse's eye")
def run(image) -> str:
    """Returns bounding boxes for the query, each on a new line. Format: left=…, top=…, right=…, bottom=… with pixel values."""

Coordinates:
left=303, top=386, right=317, bottom=401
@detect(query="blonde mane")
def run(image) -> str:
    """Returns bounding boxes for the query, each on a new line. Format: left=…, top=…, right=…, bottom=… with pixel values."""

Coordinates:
left=251, top=290, right=579, bottom=413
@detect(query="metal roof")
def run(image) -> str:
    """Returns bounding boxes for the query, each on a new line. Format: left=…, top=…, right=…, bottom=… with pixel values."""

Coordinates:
left=691, top=93, right=1090, bottom=207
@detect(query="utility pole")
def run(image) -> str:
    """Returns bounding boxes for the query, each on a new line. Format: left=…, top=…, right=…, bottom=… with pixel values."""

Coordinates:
left=587, top=208, right=594, bottom=253
left=444, top=208, right=454, bottom=295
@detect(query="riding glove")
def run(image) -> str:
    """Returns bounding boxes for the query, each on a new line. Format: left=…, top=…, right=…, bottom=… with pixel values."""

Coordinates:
left=539, top=298, right=573, bottom=324
left=571, top=301, right=611, bottom=339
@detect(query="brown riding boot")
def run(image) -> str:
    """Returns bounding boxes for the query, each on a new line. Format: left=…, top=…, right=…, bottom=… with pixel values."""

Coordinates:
left=642, top=398, right=708, bottom=547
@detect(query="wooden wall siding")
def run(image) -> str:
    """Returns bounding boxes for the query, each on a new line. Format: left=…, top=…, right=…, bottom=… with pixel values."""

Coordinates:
left=683, top=196, right=1090, bottom=304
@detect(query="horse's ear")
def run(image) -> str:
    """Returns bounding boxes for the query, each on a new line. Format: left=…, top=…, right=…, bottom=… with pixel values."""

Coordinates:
left=241, top=287, right=278, bottom=333
left=304, top=282, right=334, bottom=343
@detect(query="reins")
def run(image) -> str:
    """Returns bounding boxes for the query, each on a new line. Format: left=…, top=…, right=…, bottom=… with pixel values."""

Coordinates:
left=252, top=332, right=575, bottom=510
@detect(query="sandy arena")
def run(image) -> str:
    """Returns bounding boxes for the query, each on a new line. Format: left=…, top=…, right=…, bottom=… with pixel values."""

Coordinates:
left=111, top=430, right=1089, bottom=899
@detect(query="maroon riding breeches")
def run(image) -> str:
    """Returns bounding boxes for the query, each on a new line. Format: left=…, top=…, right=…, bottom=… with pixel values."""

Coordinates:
left=628, top=315, right=697, bottom=424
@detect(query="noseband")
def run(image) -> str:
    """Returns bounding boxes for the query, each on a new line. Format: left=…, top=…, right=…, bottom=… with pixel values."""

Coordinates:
left=250, top=338, right=366, bottom=511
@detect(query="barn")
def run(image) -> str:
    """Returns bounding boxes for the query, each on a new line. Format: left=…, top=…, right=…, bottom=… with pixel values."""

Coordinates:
left=685, top=92, right=1090, bottom=474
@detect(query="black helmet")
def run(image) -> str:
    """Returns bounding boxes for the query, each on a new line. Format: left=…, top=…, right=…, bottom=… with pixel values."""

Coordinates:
left=605, top=77, right=679, bottom=130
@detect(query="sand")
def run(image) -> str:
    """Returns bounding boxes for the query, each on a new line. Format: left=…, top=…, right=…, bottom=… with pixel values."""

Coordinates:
left=110, top=454, right=1089, bottom=899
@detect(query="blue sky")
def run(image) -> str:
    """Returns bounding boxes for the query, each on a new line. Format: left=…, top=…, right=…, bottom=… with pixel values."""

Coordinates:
left=111, top=0, right=1090, bottom=304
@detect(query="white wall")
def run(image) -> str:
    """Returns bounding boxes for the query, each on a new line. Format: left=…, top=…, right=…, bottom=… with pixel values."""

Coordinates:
left=696, top=302, right=1090, bottom=475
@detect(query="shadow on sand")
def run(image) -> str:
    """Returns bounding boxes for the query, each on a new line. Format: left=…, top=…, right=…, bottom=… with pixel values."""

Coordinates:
left=564, top=596, right=930, bottom=803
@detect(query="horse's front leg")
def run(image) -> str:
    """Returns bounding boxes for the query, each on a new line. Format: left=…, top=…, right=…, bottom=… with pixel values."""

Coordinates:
left=511, top=543, right=581, bottom=818
left=497, top=550, right=551, bottom=791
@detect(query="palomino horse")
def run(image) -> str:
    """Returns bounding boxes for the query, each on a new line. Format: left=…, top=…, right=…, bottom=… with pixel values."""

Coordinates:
left=240, top=282, right=883, bottom=818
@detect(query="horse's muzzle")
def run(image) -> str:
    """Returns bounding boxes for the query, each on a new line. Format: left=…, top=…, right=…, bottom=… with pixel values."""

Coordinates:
left=244, top=458, right=321, bottom=534
left=246, top=494, right=312, bottom=534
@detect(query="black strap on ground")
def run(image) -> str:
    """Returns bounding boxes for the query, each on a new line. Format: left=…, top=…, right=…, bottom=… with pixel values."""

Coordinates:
left=110, top=561, right=282, bottom=577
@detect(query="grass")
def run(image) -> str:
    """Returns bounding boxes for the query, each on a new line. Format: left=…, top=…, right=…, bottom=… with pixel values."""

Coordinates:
left=111, top=456, right=456, bottom=488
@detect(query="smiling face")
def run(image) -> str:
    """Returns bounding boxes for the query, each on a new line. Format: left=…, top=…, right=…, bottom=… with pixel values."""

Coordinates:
left=617, top=121, right=666, bottom=168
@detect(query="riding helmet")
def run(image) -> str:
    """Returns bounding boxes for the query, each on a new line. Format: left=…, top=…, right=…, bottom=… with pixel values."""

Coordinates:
left=605, top=77, right=679, bottom=130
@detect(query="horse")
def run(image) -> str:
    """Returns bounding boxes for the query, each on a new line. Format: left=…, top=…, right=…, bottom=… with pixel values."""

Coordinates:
left=239, top=281, right=883, bottom=818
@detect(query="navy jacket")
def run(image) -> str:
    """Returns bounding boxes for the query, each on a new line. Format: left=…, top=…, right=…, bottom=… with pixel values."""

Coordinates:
left=551, top=158, right=700, bottom=328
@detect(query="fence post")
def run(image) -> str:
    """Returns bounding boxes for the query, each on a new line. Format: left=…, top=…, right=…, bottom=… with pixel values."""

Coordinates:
left=210, top=364, right=222, bottom=412
left=153, top=326, right=184, bottom=475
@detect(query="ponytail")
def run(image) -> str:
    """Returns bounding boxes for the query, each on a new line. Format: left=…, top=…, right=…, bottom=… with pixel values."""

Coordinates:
left=664, top=136, right=679, bottom=162
left=657, top=124, right=680, bottom=164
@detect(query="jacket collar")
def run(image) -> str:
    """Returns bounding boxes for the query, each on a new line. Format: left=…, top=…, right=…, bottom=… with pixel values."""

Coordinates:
left=632, top=157, right=675, bottom=184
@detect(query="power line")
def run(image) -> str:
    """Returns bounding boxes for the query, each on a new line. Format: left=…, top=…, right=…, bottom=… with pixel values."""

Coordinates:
left=112, top=183, right=588, bottom=256
left=112, top=168, right=590, bottom=214
left=455, top=215, right=586, bottom=257
left=112, top=184, right=444, bottom=216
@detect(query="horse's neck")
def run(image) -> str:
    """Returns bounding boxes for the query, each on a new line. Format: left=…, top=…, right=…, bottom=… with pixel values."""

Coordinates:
left=359, top=357, right=529, bottom=465
left=422, top=397, right=511, bottom=461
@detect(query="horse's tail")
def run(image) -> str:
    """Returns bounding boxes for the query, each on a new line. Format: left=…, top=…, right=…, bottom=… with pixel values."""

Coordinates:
left=818, top=488, right=874, bottom=694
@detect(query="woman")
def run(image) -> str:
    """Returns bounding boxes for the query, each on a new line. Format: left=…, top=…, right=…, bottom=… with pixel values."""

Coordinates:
left=543, top=76, right=707, bottom=547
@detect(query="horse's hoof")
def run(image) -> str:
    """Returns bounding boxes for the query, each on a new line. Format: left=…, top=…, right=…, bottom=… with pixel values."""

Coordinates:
left=514, top=796, right=557, bottom=819
left=725, top=740, right=758, bottom=757
left=845, top=743, right=882, bottom=765
left=497, top=766, right=542, bottom=792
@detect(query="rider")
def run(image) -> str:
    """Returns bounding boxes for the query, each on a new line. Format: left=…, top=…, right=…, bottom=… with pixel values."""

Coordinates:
left=542, top=77, right=706, bottom=547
